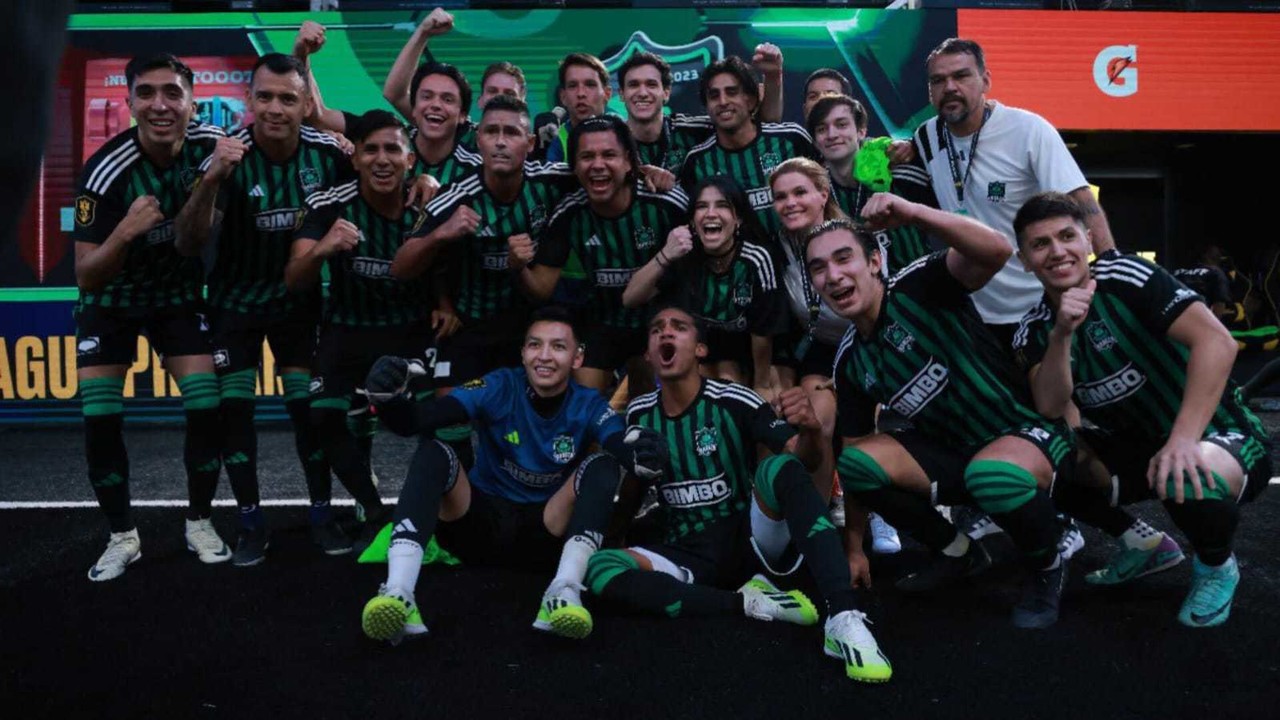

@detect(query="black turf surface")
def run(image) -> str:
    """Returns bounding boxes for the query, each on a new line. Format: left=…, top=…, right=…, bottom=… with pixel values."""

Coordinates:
left=2, top=426, right=1279, bottom=719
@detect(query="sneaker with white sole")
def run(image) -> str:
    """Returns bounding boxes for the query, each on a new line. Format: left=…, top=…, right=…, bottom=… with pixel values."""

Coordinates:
left=823, top=609, right=892, bottom=683
left=1085, top=532, right=1183, bottom=586
left=1057, top=515, right=1085, bottom=560
left=88, top=528, right=141, bottom=582
left=954, top=506, right=1004, bottom=540
left=362, top=584, right=428, bottom=644
left=533, top=578, right=593, bottom=639
left=739, top=574, right=818, bottom=626
left=184, top=518, right=231, bottom=564
left=869, top=513, right=902, bottom=555
left=1178, top=555, right=1239, bottom=628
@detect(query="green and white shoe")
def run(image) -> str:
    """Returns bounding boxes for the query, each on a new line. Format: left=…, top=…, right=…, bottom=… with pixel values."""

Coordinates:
left=1085, top=533, right=1184, bottom=586
left=739, top=574, right=818, bottom=626
left=533, top=579, right=593, bottom=640
left=1178, top=555, right=1239, bottom=628
left=362, top=584, right=428, bottom=644
left=824, top=609, right=892, bottom=683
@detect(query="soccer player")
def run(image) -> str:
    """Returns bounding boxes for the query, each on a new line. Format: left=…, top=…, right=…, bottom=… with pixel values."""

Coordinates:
left=805, top=196, right=1076, bottom=629
left=513, top=115, right=689, bottom=392
left=679, top=56, right=821, bottom=242
left=1012, top=192, right=1272, bottom=627
left=622, top=175, right=788, bottom=393
left=584, top=305, right=891, bottom=682
left=175, top=53, right=381, bottom=566
left=74, top=53, right=229, bottom=581
left=542, top=53, right=613, bottom=164
left=357, top=307, right=666, bottom=642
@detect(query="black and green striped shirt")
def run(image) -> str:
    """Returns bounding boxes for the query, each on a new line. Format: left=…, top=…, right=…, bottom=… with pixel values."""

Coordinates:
left=834, top=252, right=1062, bottom=458
left=296, top=180, right=432, bottom=327
left=634, top=114, right=715, bottom=172
left=72, top=121, right=223, bottom=309
left=1013, top=251, right=1267, bottom=447
left=407, top=125, right=483, bottom=186
left=662, top=240, right=789, bottom=350
left=678, top=123, right=820, bottom=240
left=415, top=162, right=576, bottom=323
left=206, top=124, right=354, bottom=316
left=535, top=182, right=688, bottom=329
left=627, top=378, right=795, bottom=542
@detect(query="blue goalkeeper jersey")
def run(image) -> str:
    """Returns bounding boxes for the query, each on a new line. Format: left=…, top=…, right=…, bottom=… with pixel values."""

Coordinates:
left=450, top=367, right=625, bottom=503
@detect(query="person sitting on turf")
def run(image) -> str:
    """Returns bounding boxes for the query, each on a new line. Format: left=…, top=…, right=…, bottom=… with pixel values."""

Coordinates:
left=356, top=306, right=668, bottom=643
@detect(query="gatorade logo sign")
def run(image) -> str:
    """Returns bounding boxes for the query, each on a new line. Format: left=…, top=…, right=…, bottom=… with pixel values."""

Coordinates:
left=1094, top=45, right=1138, bottom=98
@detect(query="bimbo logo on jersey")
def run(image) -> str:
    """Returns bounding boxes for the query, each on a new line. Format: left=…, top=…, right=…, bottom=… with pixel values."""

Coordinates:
left=747, top=187, right=772, bottom=211
left=1074, top=362, right=1145, bottom=407
left=661, top=474, right=731, bottom=508
left=144, top=220, right=176, bottom=246
left=482, top=252, right=509, bottom=271
left=888, top=359, right=948, bottom=417
left=254, top=208, right=302, bottom=232
left=350, top=257, right=393, bottom=279
left=594, top=268, right=636, bottom=288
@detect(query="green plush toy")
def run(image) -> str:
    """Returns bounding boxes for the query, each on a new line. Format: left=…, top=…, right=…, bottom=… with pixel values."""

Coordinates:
left=853, top=136, right=894, bottom=192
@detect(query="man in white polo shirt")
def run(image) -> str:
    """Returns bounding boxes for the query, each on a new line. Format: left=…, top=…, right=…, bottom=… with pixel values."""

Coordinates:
left=913, top=38, right=1116, bottom=346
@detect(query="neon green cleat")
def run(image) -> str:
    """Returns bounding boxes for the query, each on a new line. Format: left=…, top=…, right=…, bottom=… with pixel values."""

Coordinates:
left=824, top=609, right=892, bottom=683
left=739, top=574, right=819, bottom=626
left=362, top=584, right=428, bottom=644
left=533, top=579, right=593, bottom=639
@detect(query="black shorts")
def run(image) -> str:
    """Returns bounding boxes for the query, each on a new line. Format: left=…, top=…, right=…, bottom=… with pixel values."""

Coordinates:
left=310, top=321, right=434, bottom=404
left=75, top=304, right=210, bottom=368
left=208, top=307, right=319, bottom=375
left=436, top=488, right=561, bottom=568
left=582, top=323, right=647, bottom=372
left=1079, top=427, right=1272, bottom=504
left=637, top=512, right=753, bottom=589
left=433, top=312, right=526, bottom=387
left=888, top=423, right=1075, bottom=506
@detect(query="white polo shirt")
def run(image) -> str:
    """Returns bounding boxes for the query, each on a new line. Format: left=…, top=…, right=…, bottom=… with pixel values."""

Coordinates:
left=914, top=101, right=1088, bottom=324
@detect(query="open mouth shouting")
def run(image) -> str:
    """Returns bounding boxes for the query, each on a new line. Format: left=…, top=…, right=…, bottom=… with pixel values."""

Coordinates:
left=656, top=340, right=678, bottom=369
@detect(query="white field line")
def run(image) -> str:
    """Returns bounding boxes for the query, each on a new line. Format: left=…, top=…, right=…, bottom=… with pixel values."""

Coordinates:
left=0, top=498, right=399, bottom=510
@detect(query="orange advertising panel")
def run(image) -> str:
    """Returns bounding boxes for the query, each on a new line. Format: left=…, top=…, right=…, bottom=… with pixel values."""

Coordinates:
left=957, top=10, right=1280, bottom=131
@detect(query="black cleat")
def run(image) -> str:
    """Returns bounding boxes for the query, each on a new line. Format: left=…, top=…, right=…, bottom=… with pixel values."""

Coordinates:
left=310, top=518, right=353, bottom=556
left=1012, top=556, right=1068, bottom=629
left=232, top=527, right=270, bottom=567
left=895, top=541, right=992, bottom=593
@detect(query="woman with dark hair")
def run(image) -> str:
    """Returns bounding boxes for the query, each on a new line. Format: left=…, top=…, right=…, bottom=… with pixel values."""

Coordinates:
left=623, top=175, right=788, bottom=394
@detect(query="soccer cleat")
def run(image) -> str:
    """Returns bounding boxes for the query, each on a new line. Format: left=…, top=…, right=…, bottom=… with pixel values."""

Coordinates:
left=954, top=506, right=1004, bottom=540
left=739, top=574, right=819, bottom=626
left=895, top=541, right=991, bottom=593
left=823, top=609, right=892, bottom=683
left=362, top=584, right=429, bottom=644
left=310, top=518, right=354, bottom=556
left=1011, top=555, right=1068, bottom=629
left=88, top=528, right=142, bottom=582
left=1085, top=533, right=1184, bottom=586
left=533, top=579, right=593, bottom=639
left=232, top=527, right=269, bottom=567
left=869, top=513, right=902, bottom=555
left=184, top=518, right=232, bottom=564
left=1178, top=555, right=1240, bottom=628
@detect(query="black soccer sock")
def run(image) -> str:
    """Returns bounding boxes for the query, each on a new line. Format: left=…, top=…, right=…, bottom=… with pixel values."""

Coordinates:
left=389, top=438, right=459, bottom=547
left=1164, top=498, right=1239, bottom=566
left=312, top=406, right=383, bottom=514
left=350, top=411, right=377, bottom=463
left=82, top=377, right=132, bottom=532
left=587, top=554, right=741, bottom=618
left=838, top=444, right=957, bottom=552
left=565, top=453, right=621, bottom=541
left=219, top=370, right=261, bottom=513
left=436, top=423, right=475, bottom=470
left=763, top=456, right=859, bottom=616
left=1053, top=479, right=1134, bottom=538
left=178, top=373, right=221, bottom=520
left=285, top=396, right=331, bottom=506
left=990, top=490, right=1062, bottom=569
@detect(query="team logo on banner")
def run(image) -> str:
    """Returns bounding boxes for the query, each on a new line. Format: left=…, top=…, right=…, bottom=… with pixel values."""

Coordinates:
left=1094, top=45, right=1138, bottom=98
left=75, top=196, right=96, bottom=226
left=601, top=30, right=724, bottom=103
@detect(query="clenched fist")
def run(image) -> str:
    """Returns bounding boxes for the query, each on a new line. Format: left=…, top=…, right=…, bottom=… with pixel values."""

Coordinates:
left=319, top=218, right=361, bottom=257
left=507, top=233, right=536, bottom=270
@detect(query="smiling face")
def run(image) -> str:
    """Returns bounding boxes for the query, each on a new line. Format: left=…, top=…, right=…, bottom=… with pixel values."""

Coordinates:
left=521, top=320, right=583, bottom=396
left=926, top=51, right=990, bottom=130
left=692, top=185, right=739, bottom=256
left=574, top=130, right=632, bottom=206
left=353, top=126, right=409, bottom=196
left=249, top=68, right=311, bottom=143
left=646, top=307, right=706, bottom=382
left=704, top=72, right=757, bottom=135
left=1018, top=215, right=1093, bottom=293
left=771, top=171, right=829, bottom=234
left=806, top=227, right=883, bottom=322
left=477, top=109, right=533, bottom=177
left=560, top=64, right=610, bottom=124
left=621, top=63, right=669, bottom=125
left=813, top=103, right=862, bottom=164
left=412, top=73, right=464, bottom=143
left=127, top=68, right=196, bottom=149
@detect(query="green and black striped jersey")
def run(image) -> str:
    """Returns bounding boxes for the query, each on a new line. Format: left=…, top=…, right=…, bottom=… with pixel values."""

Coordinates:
left=1013, top=251, right=1267, bottom=444
left=828, top=163, right=936, bottom=276
left=833, top=252, right=1057, bottom=454
left=627, top=378, right=795, bottom=542
left=72, top=121, right=223, bottom=310
left=205, top=124, right=354, bottom=316
left=634, top=114, right=715, bottom=172
left=535, top=181, right=688, bottom=329
left=678, top=123, right=820, bottom=240
left=407, top=126, right=483, bottom=186
left=296, top=180, right=432, bottom=327
left=662, top=240, right=789, bottom=339
left=414, top=161, right=576, bottom=323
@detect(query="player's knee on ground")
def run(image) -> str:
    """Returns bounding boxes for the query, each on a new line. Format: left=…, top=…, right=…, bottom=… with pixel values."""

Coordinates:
left=585, top=549, right=640, bottom=596
left=836, top=446, right=892, bottom=496
left=965, top=459, right=1038, bottom=514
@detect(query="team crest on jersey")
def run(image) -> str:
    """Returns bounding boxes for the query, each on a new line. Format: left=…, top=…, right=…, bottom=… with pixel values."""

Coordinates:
left=634, top=226, right=656, bottom=251
left=759, top=152, right=782, bottom=175
left=551, top=434, right=576, bottom=464
left=694, top=425, right=718, bottom=457
left=1085, top=321, right=1117, bottom=351
left=732, top=280, right=753, bottom=307
left=987, top=181, right=1007, bottom=202
left=299, top=167, right=322, bottom=193
left=663, top=149, right=684, bottom=171
left=75, top=196, right=96, bottom=226
left=884, top=322, right=915, bottom=353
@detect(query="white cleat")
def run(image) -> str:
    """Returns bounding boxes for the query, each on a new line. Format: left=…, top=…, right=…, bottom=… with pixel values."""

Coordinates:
left=185, top=518, right=232, bottom=564
left=88, top=528, right=142, bottom=582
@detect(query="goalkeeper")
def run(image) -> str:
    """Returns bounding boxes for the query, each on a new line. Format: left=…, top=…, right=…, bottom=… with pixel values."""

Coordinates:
left=356, top=306, right=669, bottom=644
